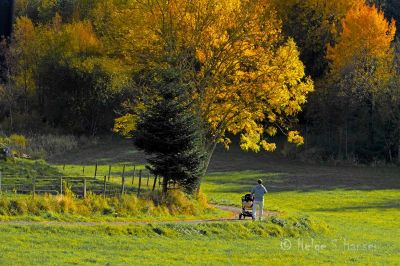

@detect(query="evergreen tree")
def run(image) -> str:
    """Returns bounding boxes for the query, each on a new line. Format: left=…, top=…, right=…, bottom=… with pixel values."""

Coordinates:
left=133, top=68, right=205, bottom=195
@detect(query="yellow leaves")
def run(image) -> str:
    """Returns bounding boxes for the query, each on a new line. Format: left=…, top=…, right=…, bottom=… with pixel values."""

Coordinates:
left=240, top=134, right=277, bottom=152
left=212, top=32, right=229, bottom=49
left=288, top=131, right=304, bottom=146
left=266, top=127, right=277, bottom=136
left=240, top=132, right=261, bottom=152
left=14, top=17, right=35, bottom=42
left=12, top=17, right=40, bottom=94
left=196, top=49, right=207, bottom=64
left=217, top=137, right=232, bottom=150
left=190, top=1, right=313, bottom=152
left=66, top=22, right=100, bottom=54
left=114, top=100, right=148, bottom=137
left=327, top=3, right=396, bottom=79
left=111, top=0, right=313, bottom=152
left=268, top=114, right=276, bottom=123
left=260, top=140, right=277, bottom=152
left=243, top=48, right=257, bottom=57
left=113, top=114, right=138, bottom=137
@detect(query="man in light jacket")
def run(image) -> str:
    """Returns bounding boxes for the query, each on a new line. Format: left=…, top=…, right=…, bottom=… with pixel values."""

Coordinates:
left=251, top=179, right=268, bottom=221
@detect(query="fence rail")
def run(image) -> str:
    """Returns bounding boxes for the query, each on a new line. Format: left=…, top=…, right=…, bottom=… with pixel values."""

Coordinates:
left=0, top=167, right=164, bottom=198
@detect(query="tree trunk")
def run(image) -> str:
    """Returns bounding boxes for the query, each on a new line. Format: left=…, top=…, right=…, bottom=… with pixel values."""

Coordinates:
left=338, top=127, right=343, bottom=160
left=162, top=175, right=168, bottom=199
left=398, top=143, right=400, bottom=164
left=368, top=95, right=375, bottom=150
left=9, top=104, right=13, bottom=131
left=345, top=120, right=348, bottom=160
left=195, top=141, right=217, bottom=195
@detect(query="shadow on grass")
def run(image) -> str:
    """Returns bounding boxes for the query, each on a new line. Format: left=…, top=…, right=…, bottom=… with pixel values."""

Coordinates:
left=205, top=169, right=400, bottom=193
left=0, top=159, right=62, bottom=177
left=49, top=138, right=400, bottom=192
left=310, top=200, right=400, bottom=212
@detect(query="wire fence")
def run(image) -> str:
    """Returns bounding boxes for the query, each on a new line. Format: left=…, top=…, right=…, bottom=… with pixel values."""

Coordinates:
left=0, top=167, right=164, bottom=198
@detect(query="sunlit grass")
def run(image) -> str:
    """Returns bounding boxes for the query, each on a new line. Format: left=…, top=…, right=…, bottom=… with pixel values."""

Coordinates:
left=1, top=149, right=399, bottom=265
left=201, top=170, right=400, bottom=265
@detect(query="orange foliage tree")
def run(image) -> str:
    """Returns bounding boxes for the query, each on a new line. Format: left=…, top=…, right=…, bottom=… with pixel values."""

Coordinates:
left=327, top=3, right=396, bottom=84
left=325, top=3, right=397, bottom=159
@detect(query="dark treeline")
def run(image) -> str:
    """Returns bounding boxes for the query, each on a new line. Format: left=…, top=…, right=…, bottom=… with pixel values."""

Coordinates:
left=0, top=0, right=399, bottom=163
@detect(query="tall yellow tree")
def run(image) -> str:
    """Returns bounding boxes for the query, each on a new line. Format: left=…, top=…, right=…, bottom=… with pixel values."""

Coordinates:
left=271, top=0, right=364, bottom=77
left=9, top=17, right=39, bottom=113
left=326, top=3, right=396, bottom=158
left=115, top=0, right=314, bottom=175
left=327, top=3, right=396, bottom=85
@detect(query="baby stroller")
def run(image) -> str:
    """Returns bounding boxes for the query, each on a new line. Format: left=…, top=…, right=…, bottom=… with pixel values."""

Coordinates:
left=239, top=193, right=254, bottom=220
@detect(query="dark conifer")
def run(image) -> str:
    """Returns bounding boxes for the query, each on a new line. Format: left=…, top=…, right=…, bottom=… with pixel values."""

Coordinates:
left=134, top=68, right=205, bottom=194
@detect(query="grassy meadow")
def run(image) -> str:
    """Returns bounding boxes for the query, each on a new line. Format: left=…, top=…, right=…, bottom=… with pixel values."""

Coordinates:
left=0, top=139, right=399, bottom=265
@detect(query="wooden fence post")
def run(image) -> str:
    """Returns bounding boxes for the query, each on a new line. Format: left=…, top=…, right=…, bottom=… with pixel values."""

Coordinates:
left=122, top=165, right=126, bottom=179
left=63, top=164, right=65, bottom=170
left=121, top=175, right=125, bottom=196
left=103, top=176, right=107, bottom=198
left=94, top=162, right=98, bottom=179
left=108, top=165, right=111, bottom=182
left=83, top=178, right=87, bottom=198
left=82, top=166, right=85, bottom=176
left=60, top=177, right=63, bottom=195
left=147, top=173, right=150, bottom=187
left=137, top=170, right=142, bottom=197
left=121, top=165, right=126, bottom=196
left=152, top=175, right=158, bottom=191
left=132, top=165, right=136, bottom=185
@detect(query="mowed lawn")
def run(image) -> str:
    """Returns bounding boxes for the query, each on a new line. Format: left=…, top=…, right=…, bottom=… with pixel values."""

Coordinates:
left=0, top=140, right=399, bottom=265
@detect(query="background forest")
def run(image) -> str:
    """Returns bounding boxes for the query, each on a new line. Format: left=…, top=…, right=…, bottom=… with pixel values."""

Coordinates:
left=0, top=0, right=399, bottom=164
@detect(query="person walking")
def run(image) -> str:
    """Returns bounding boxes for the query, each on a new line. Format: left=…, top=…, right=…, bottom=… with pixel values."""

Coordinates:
left=251, top=179, right=268, bottom=221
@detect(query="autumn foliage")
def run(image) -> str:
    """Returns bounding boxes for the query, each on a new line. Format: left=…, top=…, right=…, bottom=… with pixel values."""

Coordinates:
left=1, top=0, right=400, bottom=175
left=327, top=3, right=396, bottom=80
left=115, top=0, right=313, bottom=154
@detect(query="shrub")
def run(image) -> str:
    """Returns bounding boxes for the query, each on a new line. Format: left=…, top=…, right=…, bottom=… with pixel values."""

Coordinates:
left=0, top=197, right=10, bottom=215
left=9, top=134, right=28, bottom=149
left=8, top=199, right=28, bottom=215
left=0, top=136, right=10, bottom=147
left=165, top=190, right=197, bottom=215
left=0, top=134, right=27, bottom=157
left=196, top=189, right=209, bottom=210
left=83, top=192, right=110, bottom=213
left=56, top=194, right=77, bottom=214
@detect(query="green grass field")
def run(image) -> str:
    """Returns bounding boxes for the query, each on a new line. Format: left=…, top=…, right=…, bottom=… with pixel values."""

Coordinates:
left=0, top=139, right=399, bottom=265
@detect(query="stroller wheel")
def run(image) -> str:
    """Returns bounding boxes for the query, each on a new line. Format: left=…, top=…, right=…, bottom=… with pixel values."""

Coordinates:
left=239, top=214, right=243, bottom=220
